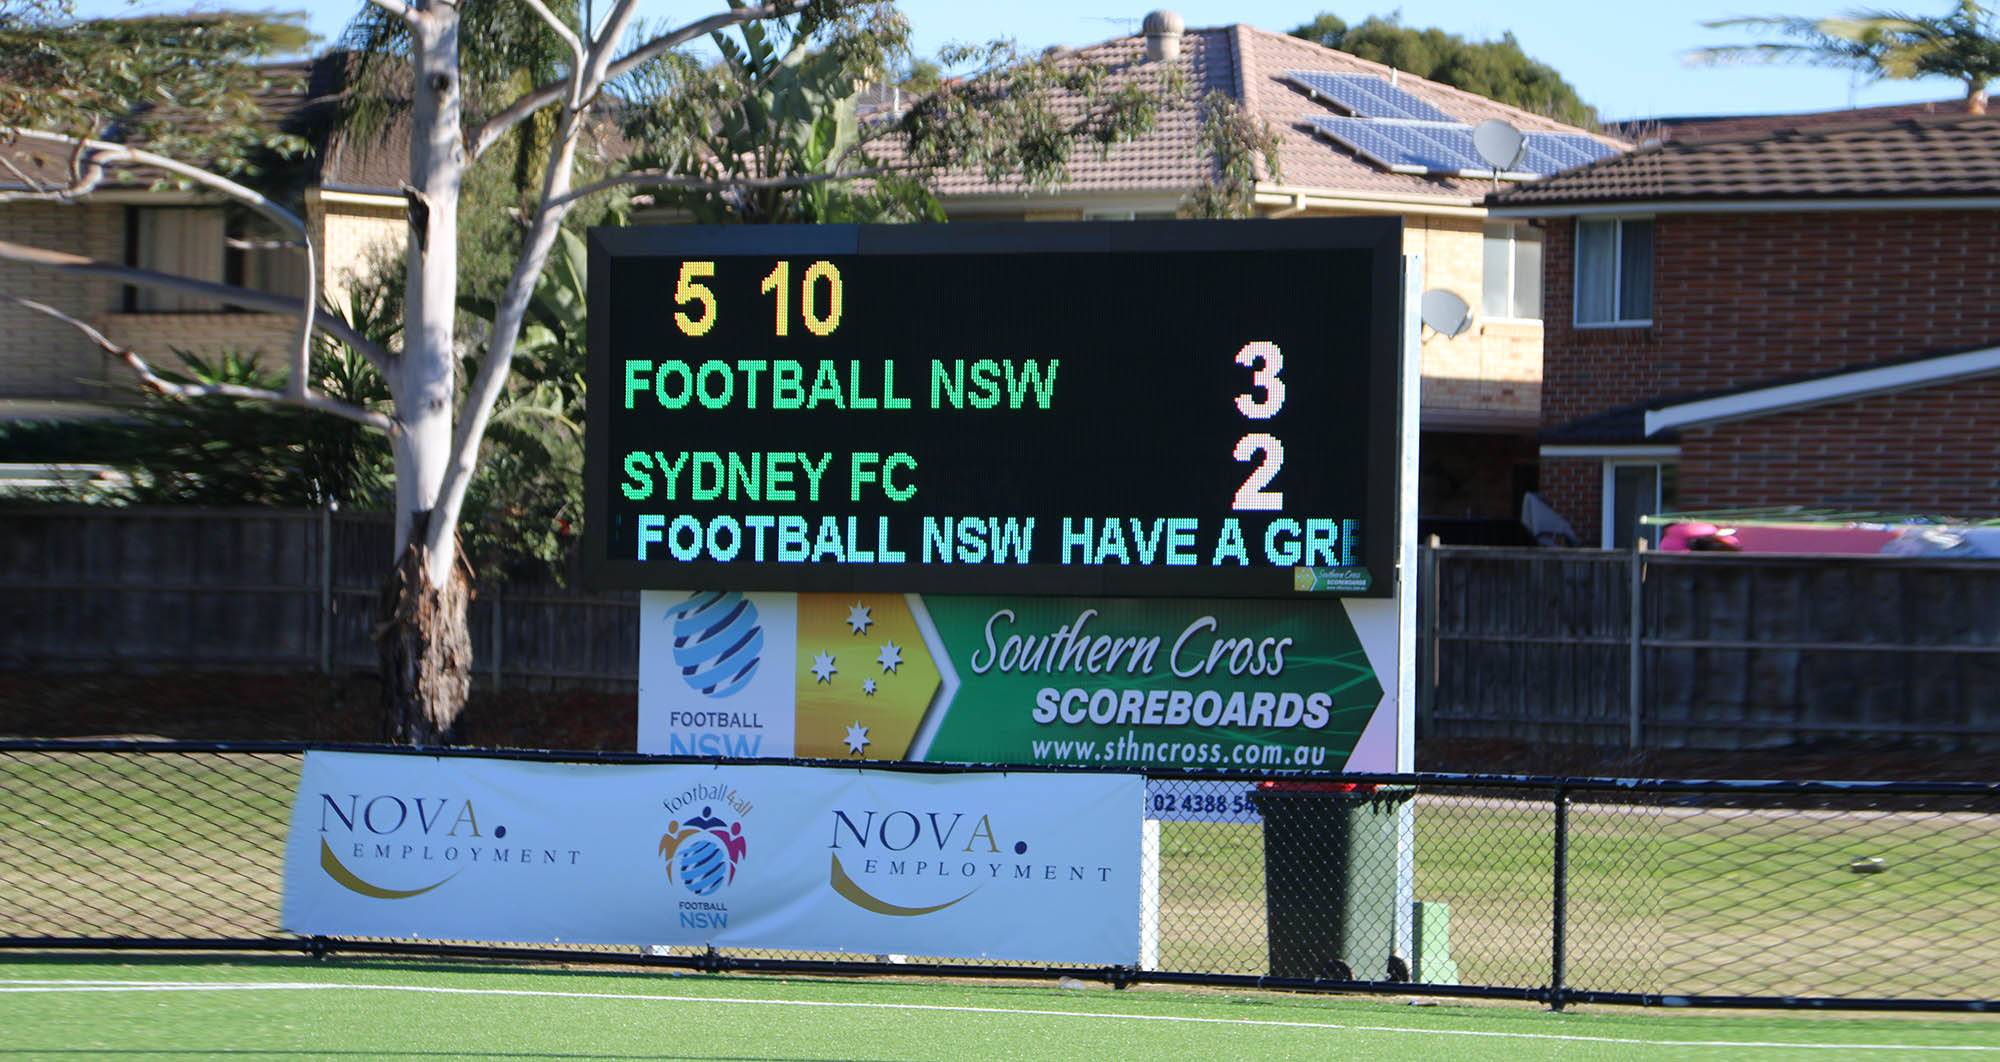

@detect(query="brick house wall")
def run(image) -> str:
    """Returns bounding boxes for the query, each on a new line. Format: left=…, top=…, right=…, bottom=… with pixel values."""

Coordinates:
left=1680, top=375, right=2000, bottom=514
left=0, top=202, right=124, bottom=399
left=1537, top=208, right=2000, bottom=538
left=1406, top=215, right=1540, bottom=426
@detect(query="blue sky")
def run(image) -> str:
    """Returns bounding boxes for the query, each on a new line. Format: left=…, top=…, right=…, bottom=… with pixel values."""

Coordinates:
left=76, top=0, right=1960, bottom=120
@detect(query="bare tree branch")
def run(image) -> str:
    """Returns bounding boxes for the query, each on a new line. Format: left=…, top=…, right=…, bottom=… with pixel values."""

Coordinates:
left=0, top=293, right=398, bottom=435
left=0, top=238, right=394, bottom=373
left=467, top=1, right=808, bottom=161
left=2, top=128, right=322, bottom=399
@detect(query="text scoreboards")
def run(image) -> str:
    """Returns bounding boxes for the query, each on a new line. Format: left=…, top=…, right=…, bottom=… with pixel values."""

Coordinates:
left=584, top=219, right=1403, bottom=597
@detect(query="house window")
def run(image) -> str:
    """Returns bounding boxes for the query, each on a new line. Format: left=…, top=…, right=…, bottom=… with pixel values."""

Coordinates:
left=1574, top=217, right=1652, bottom=327
left=1601, top=461, right=1678, bottom=548
left=127, top=207, right=226, bottom=311
left=126, top=206, right=306, bottom=311
left=1481, top=222, right=1542, bottom=320
left=227, top=212, right=307, bottom=302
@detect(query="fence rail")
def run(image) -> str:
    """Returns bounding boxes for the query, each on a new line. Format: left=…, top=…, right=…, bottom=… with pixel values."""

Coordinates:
left=2, top=740, right=1994, bottom=1011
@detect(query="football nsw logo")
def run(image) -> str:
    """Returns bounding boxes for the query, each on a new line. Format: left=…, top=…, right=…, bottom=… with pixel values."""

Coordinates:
left=658, top=805, right=749, bottom=895
left=667, top=591, right=763, bottom=699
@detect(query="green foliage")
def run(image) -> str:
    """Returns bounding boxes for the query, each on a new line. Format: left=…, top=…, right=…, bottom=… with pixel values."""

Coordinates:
left=455, top=227, right=591, bottom=575
left=617, top=4, right=943, bottom=223
left=1289, top=12, right=1598, bottom=128
left=0, top=2, right=310, bottom=175
left=616, top=5, right=1181, bottom=223
left=1181, top=92, right=1283, bottom=219
left=1695, top=0, right=2000, bottom=109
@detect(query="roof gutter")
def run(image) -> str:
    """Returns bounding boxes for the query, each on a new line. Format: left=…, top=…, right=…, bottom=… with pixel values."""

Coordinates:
left=1490, top=196, right=2000, bottom=219
left=1644, top=343, right=2000, bottom=437
left=1253, top=182, right=1487, bottom=219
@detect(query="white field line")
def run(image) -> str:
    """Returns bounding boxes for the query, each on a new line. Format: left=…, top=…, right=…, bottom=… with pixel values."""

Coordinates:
left=0, top=979, right=1993, bottom=1052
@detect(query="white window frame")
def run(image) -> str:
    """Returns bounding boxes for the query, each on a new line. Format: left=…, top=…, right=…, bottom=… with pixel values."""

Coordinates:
left=1481, top=221, right=1542, bottom=324
left=1599, top=459, right=1675, bottom=549
left=1572, top=216, right=1653, bottom=330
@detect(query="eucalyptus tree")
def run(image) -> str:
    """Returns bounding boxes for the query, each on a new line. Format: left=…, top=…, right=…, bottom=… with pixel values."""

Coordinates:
left=0, top=0, right=1177, bottom=742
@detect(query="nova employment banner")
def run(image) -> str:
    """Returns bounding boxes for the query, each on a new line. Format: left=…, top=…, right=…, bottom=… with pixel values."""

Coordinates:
left=640, top=590, right=1400, bottom=775
left=281, top=751, right=1141, bottom=964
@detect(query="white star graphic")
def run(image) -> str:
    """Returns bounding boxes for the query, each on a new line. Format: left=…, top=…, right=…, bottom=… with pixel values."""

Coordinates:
left=862, top=678, right=878, bottom=696
left=846, top=603, right=873, bottom=635
left=843, top=722, right=871, bottom=755
left=876, top=640, right=903, bottom=674
left=809, top=651, right=837, bottom=684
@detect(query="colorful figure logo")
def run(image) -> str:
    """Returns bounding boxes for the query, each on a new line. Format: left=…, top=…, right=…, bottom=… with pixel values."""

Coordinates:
left=658, top=806, right=749, bottom=896
left=668, top=591, right=763, bottom=699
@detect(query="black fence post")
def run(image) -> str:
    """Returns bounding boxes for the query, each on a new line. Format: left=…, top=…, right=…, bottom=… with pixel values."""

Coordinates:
left=1551, top=786, right=1570, bottom=1012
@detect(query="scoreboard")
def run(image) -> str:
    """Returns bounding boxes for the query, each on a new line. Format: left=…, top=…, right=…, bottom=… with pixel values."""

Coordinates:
left=584, top=219, right=1404, bottom=598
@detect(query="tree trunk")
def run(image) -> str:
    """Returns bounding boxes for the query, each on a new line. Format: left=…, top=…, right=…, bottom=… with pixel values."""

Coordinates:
left=378, top=512, right=473, bottom=745
left=1967, top=81, right=1987, bottom=115
left=380, top=0, right=473, bottom=743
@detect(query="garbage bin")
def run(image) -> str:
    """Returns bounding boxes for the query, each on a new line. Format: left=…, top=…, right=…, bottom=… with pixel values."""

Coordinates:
left=1249, top=781, right=1413, bottom=981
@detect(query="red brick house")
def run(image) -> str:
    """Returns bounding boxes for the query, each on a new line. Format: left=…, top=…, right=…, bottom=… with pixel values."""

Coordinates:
left=1487, top=115, right=2000, bottom=547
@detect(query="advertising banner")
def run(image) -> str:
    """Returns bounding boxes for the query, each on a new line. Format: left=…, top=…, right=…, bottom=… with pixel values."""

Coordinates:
left=282, top=751, right=1141, bottom=964
left=639, top=589, right=1400, bottom=778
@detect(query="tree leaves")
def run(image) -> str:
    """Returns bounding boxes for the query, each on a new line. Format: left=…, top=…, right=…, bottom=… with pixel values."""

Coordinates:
left=1290, top=12, right=1599, bottom=128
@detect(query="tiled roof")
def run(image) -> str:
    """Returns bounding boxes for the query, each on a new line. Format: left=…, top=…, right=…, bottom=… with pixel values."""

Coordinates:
left=1606, top=99, right=1974, bottom=145
left=908, top=24, right=1620, bottom=203
left=1490, top=114, right=2000, bottom=209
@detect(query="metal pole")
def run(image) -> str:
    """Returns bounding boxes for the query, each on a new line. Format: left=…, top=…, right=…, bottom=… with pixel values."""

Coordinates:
left=1551, top=786, right=1570, bottom=1011
left=1627, top=540, right=1647, bottom=749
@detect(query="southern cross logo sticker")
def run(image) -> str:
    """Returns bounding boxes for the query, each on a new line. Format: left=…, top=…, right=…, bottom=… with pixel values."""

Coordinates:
left=795, top=595, right=941, bottom=759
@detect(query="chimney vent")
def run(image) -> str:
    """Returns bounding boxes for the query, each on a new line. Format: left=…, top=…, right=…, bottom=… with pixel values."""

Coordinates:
left=1142, top=10, right=1184, bottom=63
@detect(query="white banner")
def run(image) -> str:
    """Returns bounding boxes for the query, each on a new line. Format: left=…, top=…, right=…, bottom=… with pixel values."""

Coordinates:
left=281, top=751, right=1142, bottom=965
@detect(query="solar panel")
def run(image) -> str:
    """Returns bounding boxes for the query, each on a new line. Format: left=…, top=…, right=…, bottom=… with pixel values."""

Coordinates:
left=1284, top=71, right=1456, bottom=124
left=1520, top=132, right=1618, bottom=174
left=1307, top=116, right=1488, bottom=173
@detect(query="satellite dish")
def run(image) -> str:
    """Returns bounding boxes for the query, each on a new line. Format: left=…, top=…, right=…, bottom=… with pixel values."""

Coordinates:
left=1420, top=289, right=1473, bottom=338
left=1472, top=119, right=1526, bottom=173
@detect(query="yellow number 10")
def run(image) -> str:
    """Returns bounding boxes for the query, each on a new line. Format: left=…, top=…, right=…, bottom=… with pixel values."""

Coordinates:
left=760, top=260, right=844, bottom=337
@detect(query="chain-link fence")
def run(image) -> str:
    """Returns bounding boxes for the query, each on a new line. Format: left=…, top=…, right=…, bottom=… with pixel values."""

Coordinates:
left=2, top=741, right=1994, bottom=1010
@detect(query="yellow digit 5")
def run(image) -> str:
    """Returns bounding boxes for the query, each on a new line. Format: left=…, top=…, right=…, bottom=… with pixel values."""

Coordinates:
left=674, top=261, right=718, bottom=337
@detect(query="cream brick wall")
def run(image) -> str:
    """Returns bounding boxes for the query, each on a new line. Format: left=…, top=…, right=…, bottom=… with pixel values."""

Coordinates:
left=0, top=202, right=125, bottom=399
left=312, top=199, right=405, bottom=310
left=91, top=312, right=301, bottom=373
left=1401, top=215, right=1541, bottom=424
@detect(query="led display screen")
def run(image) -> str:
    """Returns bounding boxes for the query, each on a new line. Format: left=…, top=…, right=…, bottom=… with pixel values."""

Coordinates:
left=585, top=219, right=1403, bottom=597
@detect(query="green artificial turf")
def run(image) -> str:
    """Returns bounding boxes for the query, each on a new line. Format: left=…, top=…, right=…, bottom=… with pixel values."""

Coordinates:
left=1, top=956, right=1994, bottom=1061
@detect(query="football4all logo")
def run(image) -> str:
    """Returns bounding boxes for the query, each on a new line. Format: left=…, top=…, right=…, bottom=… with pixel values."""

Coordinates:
left=658, top=805, right=749, bottom=896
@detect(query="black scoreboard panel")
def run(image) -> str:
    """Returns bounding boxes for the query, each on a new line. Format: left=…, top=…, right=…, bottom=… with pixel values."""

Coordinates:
left=584, top=219, right=1403, bottom=598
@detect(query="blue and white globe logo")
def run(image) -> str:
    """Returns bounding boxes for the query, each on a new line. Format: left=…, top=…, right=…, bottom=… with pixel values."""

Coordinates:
left=666, top=591, right=763, bottom=700
left=677, top=837, right=730, bottom=896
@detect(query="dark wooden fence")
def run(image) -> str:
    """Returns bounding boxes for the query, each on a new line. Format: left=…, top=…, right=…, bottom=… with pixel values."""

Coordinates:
left=5, top=508, right=1997, bottom=749
left=0, top=506, right=638, bottom=691
left=1419, top=545, right=2000, bottom=751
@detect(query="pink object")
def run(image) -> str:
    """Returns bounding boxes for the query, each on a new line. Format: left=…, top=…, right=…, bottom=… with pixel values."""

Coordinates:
left=1661, top=523, right=1901, bottom=555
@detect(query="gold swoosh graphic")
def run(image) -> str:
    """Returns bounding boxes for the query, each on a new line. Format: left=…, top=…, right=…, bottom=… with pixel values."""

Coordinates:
left=320, top=839, right=456, bottom=900
left=829, top=852, right=975, bottom=916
